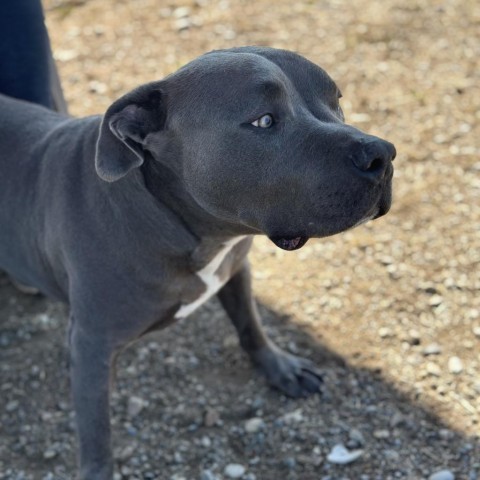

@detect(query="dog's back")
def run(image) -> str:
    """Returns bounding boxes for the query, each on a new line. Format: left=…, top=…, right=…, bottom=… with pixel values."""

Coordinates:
left=0, top=93, right=65, bottom=150
left=0, top=94, right=100, bottom=298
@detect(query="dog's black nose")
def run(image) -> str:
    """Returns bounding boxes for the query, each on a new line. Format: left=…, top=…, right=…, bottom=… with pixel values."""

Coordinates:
left=351, top=139, right=396, bottom=179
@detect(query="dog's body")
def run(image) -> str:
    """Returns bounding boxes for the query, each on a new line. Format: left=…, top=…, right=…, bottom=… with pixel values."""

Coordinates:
left=0, top=47, right=395, bottom=478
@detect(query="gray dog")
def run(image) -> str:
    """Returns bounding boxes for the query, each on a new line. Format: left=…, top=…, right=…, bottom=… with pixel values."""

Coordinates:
left=0, top=47, right=395, bottom=478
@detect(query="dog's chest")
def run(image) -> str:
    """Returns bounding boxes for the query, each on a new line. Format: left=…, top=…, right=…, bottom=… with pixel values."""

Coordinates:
left=174, top=236, right=246, bottom=319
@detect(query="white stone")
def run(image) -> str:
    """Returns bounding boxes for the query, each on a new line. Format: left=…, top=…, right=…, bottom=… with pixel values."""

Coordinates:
left=224, top=463, right=246, bottom=478
left=423, top=343, right=442, bottom=355
left=448, top=356, right=463, bottom=374
left=201, top=436, right=211, bottom=448
left=428, top=469, right=455, bottom=480
left=428, top=295, right=443, bottom=306
left=43, top=448, right=57, bottom=459
left=245, top=418, right=265, bottom=433
left=326, top=444, right=363, bottom=464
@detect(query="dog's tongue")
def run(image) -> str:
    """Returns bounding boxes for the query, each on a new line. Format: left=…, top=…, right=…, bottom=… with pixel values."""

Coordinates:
left=269, top=236, right=309, bottom=251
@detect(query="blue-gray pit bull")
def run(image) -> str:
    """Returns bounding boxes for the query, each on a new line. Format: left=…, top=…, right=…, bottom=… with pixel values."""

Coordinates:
left=0, top=47, right=395, bottom=479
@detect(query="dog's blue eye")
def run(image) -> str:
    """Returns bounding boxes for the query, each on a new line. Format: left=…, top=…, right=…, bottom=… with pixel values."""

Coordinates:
left=251, top=114, right=274, bottom=128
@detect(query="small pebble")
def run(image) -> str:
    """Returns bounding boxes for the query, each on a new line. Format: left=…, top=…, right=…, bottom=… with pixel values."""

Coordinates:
left=390, top=412, right=405, bottom=428
left=117, top=443, right=136, bottom=460
left=200, top=470, right=218, bottom=480
left=201, top=436, right=211, bottom=448
left=439, top=429, right=454, bottom=440
left=428, top=469, right=455, bottom=480
left=348, top=428, right=365, bottom=446
left=373, top=429, right=390, bottom=439
left=426, top=362, right=442, bottom=377
left=224, top=464, right=246, bottom=478
left=327, top=444, right=363, bottom=464
left=6, top=400, right=19, bottom=412
left=245, top=417, right=265, bottom=433
left=408, top=329, right=421, bottom=345
left=429, top=295, right=444, bottom=307
left=379, top=327, right=393, bottom=338
left=423, top=343, right=442, bottom=355
left=172, top=6, right=191, bottom=17
left=448, top=356, right=463, bottom=374
left=175, top=18, right=191, bottom=32
left=204, top=408, right=220, bottom=427
left=43, top=449, right=57, bottom=460
left=383, top=449, right=400, bottom=461
left=279, top=409, right=303, bottom=424
left=127, top=396, right=145, bottom=417
left=173, top=451, right=183, bottom=464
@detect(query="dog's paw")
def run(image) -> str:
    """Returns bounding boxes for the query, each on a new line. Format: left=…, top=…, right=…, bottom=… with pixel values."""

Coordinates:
left=252, top=344, right=323, bottom=398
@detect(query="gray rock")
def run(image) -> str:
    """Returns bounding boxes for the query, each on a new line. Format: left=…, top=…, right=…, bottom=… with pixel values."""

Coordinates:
left=348, top=428, right=365, bottom=446
left=173, top=451, right=183, bottom=464
left=117, top=443, right=136, bottom=461
left=383, top=449, right=400, bottom=461
left=390, top=412, right=405, bottom=428
left=200, top=470, right=218, bottom=480
left=6, top=400, right=19, bottom=412
left=127, top=396, right=145, bottom=417
left=204, top=408, right=220, bottom=427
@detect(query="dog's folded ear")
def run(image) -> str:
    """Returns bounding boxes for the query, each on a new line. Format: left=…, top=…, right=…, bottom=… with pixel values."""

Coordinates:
left=95, top=82, right=166, bottom=182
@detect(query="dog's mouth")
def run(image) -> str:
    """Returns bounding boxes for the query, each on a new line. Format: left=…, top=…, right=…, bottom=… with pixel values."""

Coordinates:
left=269, top=236, right=309, bottom=251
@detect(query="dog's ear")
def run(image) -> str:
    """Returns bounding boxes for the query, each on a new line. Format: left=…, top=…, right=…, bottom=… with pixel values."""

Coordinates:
left=95, top=82, right=166, bottom=182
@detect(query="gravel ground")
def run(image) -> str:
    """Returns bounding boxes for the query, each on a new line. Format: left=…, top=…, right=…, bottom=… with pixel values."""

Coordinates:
left=1, top=0, right=479, bottom=479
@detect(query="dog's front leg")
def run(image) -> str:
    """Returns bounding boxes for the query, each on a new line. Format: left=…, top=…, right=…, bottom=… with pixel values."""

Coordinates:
left=69, top=315, right=116, bottom=480
left=217, top=259, right=323, bottom=398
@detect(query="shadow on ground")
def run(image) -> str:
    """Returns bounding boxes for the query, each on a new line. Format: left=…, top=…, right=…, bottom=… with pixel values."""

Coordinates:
left=0, top=275, right=478, bottom=480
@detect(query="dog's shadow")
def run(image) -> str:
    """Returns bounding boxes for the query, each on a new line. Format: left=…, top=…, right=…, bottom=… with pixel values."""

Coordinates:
left=0, top=276, right=478, bottom=479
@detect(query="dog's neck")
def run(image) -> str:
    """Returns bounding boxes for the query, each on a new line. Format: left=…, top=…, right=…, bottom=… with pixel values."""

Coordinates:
left=139, top=158, right=253, bottom=242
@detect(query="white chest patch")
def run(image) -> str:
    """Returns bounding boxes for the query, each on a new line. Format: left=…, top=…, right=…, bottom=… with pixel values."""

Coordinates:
left=175, top=236, right=246, bottom=319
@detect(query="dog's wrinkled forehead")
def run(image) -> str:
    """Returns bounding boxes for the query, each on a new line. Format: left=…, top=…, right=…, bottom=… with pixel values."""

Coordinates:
left=224, top=47, right=340, bottom=97
left=165, top=47, right=340, bottom=116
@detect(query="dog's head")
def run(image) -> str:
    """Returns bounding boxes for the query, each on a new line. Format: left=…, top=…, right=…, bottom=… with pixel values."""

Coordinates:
left=95, top=47, right=395, bottom=250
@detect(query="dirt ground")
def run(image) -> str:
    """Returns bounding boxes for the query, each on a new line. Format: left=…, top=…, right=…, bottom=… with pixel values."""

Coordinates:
left=0, top=0, right=479, bottom=479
